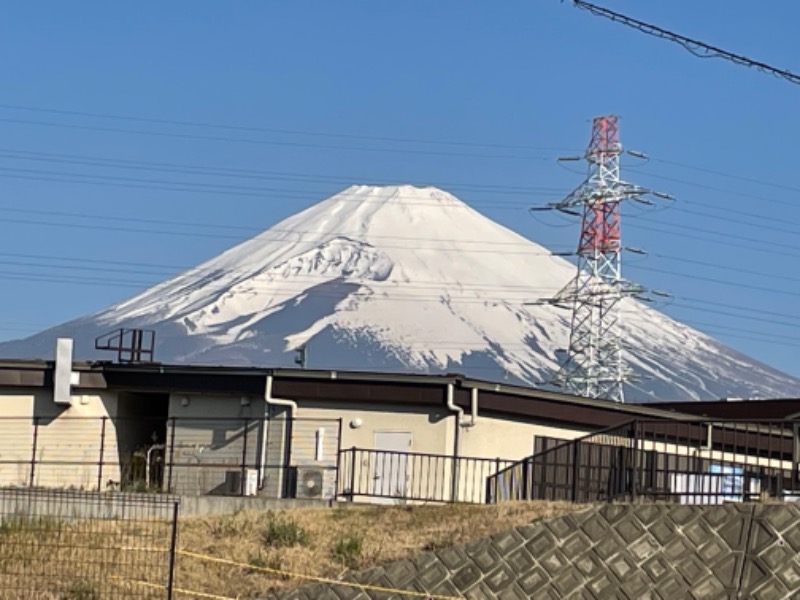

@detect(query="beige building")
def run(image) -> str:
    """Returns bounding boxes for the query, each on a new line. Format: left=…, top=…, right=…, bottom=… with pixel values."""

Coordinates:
left=0, top=356, right=718, bottom=503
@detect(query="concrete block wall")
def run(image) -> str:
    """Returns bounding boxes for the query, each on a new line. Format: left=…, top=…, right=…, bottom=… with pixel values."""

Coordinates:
left=269, top=503, right=800, bottom=599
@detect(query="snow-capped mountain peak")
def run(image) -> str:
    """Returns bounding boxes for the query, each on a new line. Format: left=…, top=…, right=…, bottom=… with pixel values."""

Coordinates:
left=1, top=184, right=798, bottom=402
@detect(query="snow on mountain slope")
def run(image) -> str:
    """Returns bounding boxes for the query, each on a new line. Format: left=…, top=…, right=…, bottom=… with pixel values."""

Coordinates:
left=1, top=184, right=798, bottom=402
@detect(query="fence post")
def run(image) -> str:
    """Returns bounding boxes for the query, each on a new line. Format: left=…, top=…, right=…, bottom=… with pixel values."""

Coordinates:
left=333, top=418, right=343, bottom=499
left=241, top=418, right=249, bottom=496
left=97, top=417, right=107, bottom=491
left=629, top=421, right=638, bottom=502
left=348, top=447, right=357, bottom=502
left=166, top=501, right=180, bottom=600
left=450, top=455, right=458, bottom=503
left=281, top=416, right=294, bottom=499
left=521, top=457, right=530, bottom=501
left=29, top=417, right=40, bottom=488
left=571, top=441, right=581, bottom=503
left=166, top=418, right=176, bottom=493
left=486, top=457, right=501, bottom=504
left=794, top=423, right=800, bottom=489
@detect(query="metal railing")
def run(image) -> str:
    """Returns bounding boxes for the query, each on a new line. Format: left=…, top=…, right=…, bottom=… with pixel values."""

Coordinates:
left=0, top=416, right=342, bottom=499
left=338, top=447, right=516, bottom=504
left=488, top=419, right=800, bottom=505
left=487, top=422, right=635, bottom=503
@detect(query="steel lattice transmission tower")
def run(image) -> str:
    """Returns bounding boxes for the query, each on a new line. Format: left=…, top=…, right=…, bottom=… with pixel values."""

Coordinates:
left=536, top=116, right=669, bottom=403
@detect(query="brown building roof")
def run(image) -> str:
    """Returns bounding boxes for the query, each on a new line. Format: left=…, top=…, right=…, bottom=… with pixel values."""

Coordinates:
left=0, top=360, right=711, bottom=430
left=643, top=399, right=800, bottom=420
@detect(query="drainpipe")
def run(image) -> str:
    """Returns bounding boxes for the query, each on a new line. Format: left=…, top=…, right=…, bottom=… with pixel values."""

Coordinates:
left=264, top=374, right=297, bottom=419
left=446, top=383, right=462, bottom=502
left=262, top=374, right=298, bottom=497
left=466, top=388, right=478, bottom=428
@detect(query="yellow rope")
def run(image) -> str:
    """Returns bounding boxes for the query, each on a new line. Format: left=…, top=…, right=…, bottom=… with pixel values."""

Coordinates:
left=114, top=546, right=463, bottom=599
left=177, top=548, right=464, bottom=599
left=113, top=576, right=235, bottom=600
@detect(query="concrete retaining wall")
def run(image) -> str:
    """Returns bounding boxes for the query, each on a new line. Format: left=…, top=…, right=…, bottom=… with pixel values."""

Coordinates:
left=271, top=503, right=800, bottom=599
left=178, top=494, right=332, bottom=516
left=0, top=488, right=332, bottom=519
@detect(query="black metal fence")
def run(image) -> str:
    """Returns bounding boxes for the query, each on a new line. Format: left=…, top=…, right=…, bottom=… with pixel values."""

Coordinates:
left=0, top=416, right=341, bottom=499
left=338, top=447, right=516, bottom=504
left=0, top=488, right=178, bottom=598
left=488, top=419, right=800, bottom=505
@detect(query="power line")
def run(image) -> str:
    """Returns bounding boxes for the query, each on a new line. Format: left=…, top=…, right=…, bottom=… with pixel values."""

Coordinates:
left=652, top=253, right=800, bottom=286
left=677, top=296, right=800, bottom=324
left=0, top=147, right=563, bottom=196
left=629, top=216, right=800, bottom=257
left=0, top=215, right=576, bottom=256
left=3, top=149, right=800, bottom=253
left=4, top=103, right=800, bottom=202
left=0, top=168, right=543, bottom=209
left=629, top=264, right=800, bottom=299
left=0, top=103, right=575, bottom=152
left=572, top=0, right=800, bottom=86
left=4, top=160, right=800, bottom=246
left=0, top=204, right=572, bottom=249
left=629, top=168, right=800, bottom=213
left=5, top=198, right=800, bottom=296
left=3, top=251, right=800, bottom=314
left=0, top=117, right=545, bottom=161
left=668, top=302, right=800, bottom=330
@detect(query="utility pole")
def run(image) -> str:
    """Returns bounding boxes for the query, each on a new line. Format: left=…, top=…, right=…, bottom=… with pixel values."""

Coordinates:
left=532, top=116, right=671, bottom=402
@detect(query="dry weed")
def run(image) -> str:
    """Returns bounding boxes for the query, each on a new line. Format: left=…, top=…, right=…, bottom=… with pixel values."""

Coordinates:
left=175, top=501, right=585, bottom=598
left=0, top=501, right=585, bottom=599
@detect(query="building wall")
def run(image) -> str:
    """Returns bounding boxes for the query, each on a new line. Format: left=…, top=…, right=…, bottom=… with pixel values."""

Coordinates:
left=167, top=393, right=266, bottom=496
left=0, top=383, right=641, bottom=504
left=296, top=400, right=590, bottom=504
left=460, top=415, right=589, bottom=460
left=167, top=393, right=343, bottom=498
left=0, top=389, right=120, bottom=490
left=299, top=401, right=453, bottom=455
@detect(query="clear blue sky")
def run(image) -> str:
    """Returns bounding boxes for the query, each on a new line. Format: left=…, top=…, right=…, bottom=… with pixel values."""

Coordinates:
left=1, top=1, right=799, bottom=377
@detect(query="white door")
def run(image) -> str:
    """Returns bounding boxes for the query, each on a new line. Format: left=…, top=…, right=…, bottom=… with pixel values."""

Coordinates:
left=373, top=432, right=412, bottom=501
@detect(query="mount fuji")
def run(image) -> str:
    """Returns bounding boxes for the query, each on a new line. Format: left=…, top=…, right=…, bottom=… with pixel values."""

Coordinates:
left=1, top=185, right=798, bottom=402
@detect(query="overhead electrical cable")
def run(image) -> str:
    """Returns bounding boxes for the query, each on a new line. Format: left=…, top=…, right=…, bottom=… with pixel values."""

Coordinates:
left=0, top=117, right=545, bottom=161
left=0, top=147, right=563, bottom=196
left=0, top=103, right=575, bottom=152
left=572, top=0, right=800, bottom=86
left=0, top=170, right=541, bottom=209
left=628, top=265, right=800, bottom=299
left=2, top=251, right=799, bottom=325
left=629, top=168, right=800, bottom=213
left=632, top=223, right=800, bottom=260
left=3, top=253, right=800, bottom=310
left=0, top=205, right=573, bottom=249
left=3, top=102, right=800, bottom=199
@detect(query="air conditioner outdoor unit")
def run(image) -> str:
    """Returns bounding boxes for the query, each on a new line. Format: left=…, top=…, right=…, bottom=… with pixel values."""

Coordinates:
left=294, top=467, right=326, bottom=499
left=224, top=469, right=258, bottom=496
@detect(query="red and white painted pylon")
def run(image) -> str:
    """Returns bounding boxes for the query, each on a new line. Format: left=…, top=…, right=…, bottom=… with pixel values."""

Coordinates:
left=536, top=116, right=670, bottom=402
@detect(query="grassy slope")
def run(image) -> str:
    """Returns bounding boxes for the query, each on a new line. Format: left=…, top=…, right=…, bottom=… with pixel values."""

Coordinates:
left=176, top=502, right=585, bottom=598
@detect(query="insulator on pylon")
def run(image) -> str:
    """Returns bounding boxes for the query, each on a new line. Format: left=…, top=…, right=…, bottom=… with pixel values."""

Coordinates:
left=652, top=191, right=675, bottom=200
left=556, top=208, right=581, bottom=216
